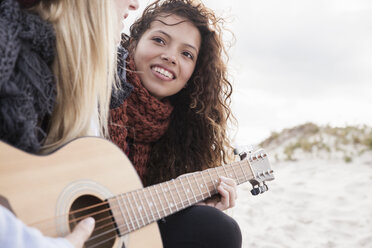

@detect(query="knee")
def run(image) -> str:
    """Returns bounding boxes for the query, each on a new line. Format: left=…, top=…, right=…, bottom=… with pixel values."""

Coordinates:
left=190, top=205, right=242, bottom=248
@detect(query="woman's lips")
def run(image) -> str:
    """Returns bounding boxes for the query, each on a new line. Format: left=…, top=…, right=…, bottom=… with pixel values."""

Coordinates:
left=151, top=66, right=175, bottom=80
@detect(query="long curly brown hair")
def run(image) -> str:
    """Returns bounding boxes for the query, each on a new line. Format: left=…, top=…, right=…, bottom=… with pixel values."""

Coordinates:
left=123, top=0, right=235, bottom=186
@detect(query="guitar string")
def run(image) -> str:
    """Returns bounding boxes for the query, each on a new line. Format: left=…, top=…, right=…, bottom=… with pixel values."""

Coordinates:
left=83, top=161, right=254, bottom=248
left=52, top=174, right=255, bottom=248
left=77, top=163, right=250, bottom=225
left=84, top=184, right=223, bottom=246
left=29, top=162, right=249, bottom=229
left=39, top=174, right=230, bottom=237
left=84, top=158, right=266, bottom=247
left=33, top=165, right=251, bottom=240
left=83, top=169, right=256, bottom=247
left=33, top=168, right=251, bottom=243
left=81, top=169, right=253, bottom=245
left=84, top=199, right=199, bottom=246
left=31, top=160, right=244, bottom=227
left=31, top=164, right=253, bottom=240
left=85, top=235, right=117, bottom=248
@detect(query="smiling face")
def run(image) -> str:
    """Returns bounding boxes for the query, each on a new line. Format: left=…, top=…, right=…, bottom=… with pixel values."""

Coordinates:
left=133, top=14, right=201, bottom=100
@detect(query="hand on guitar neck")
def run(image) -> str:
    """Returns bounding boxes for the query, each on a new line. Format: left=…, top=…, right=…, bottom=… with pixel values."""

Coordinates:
left=196, top=176, right=237, bottom=211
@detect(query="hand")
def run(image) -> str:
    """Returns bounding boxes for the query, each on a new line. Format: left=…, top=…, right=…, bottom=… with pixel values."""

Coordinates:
left=197, top=176, right=237, bottom=211
left=65, top=217, right=95, bottom=248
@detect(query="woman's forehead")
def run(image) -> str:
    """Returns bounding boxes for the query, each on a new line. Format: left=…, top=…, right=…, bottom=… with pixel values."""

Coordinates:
left=145, top=14, right=201, bottom=49
left=152, top=13, right=189, bottom=26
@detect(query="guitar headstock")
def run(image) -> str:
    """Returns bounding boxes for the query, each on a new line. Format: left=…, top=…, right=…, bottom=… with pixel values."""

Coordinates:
left=238, top=148, right=275, bottom=196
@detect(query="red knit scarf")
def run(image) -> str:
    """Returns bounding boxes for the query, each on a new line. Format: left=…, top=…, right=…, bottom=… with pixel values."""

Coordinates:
left=110, top=58, right=173, bottom=183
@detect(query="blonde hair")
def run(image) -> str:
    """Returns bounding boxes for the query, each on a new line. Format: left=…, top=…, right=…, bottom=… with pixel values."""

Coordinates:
left=34, top=0, right=119, bottom=151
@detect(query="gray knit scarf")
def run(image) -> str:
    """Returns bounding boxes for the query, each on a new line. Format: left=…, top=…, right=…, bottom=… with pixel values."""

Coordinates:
left=0, top=0, right=56, bottom=153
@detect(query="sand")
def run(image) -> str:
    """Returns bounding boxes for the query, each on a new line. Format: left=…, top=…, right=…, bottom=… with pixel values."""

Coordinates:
left=233, top=158, right=372, bottom=248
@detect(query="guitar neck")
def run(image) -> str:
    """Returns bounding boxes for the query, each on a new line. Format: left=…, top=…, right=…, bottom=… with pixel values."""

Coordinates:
left=108, top=159, right=253, bottom=236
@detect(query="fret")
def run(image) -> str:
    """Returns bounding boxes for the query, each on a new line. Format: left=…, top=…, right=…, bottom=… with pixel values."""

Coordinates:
left=179, top=177, right=192, bottom=206
left=115, top=196, right=130, bottom=233
left=185, top=174, right=198, bottom=203
left=216, top=167, right=221, bottom=178
left=222, top=165, right=229, bottom=178
left=160, top=183, right=173, bottom=213
left=172, top=179, right=185, bottom=209
left=166, top=181, right=179, bottom=212
left=239, top=161, right=249, bottom=182
left=215, top=167, right=222, bottom=187
left=193, top=173, right=204, bottom=199
left=206, top=169, right=217, bottom=193
left=126, top=192, right=141, bottom=229
left=142, top=188, right=156, bottom=222
left=230, top=164, right=240, bottom=184
left=154, top=185, right=167, bottom=217
left=135, top=190, right=150, bottom=225
left=130, top=191, right=145, bottom=227
left=200, top=171, right=211, bottom=198
left=120, top=193, right=135, bottom=231
left=147, top=187, right=161, bottom=220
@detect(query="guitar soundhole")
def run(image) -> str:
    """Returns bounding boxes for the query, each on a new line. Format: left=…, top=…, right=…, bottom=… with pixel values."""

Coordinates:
left=69, top=195, right=118, bottom=248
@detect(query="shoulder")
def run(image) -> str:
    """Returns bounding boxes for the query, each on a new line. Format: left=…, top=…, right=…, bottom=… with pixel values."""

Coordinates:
left=0, top=0, right=55, bottom=84
left=0, top=0, right=22, bottom=84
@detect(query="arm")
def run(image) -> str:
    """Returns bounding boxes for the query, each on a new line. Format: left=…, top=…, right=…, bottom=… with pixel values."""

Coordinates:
left=0, top=205, right=94, bottom=248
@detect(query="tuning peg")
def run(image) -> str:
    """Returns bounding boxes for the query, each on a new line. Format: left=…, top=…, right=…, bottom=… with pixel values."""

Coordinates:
left=251, top=182, right=269, bottom=196
left=251, top=187, right=261, bottom=196
left=259, top=182, right=269, bottom=193
left=234, top=145, right=254, bottom=161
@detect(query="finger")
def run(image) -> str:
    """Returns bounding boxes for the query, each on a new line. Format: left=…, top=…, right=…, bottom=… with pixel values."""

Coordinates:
left=220, top=177, right=237, bottom=200
left=217, top=183, right=230, bottom=210
left=197, top=199, right=218, bottom=208
left=65, top=217, right=95, bottom=248
left=220, top=176, right=237, bottom=188
left=222, top=182, right=237, bottom=207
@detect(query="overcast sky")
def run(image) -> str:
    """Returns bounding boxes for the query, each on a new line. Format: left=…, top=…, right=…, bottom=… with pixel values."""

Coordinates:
left=125, top=0, right=372, bottom=145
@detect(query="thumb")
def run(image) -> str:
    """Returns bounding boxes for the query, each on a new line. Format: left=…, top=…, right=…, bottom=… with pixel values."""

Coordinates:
left=65, top=217, right=95, bottom=248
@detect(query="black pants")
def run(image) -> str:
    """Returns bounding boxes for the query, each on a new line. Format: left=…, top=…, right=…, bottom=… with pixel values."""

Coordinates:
left=158, top=205, right=242, bottom=248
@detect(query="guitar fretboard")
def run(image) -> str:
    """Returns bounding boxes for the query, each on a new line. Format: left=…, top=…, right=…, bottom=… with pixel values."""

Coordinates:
left=108, top=159, right=253, bottom=236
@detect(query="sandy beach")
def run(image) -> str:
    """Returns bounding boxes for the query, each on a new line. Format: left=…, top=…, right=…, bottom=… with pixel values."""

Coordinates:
left=233, top=157, right=372, bottom=248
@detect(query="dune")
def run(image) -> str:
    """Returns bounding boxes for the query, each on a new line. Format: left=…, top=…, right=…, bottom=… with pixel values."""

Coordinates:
left=232, top=123, right=372, bottom=248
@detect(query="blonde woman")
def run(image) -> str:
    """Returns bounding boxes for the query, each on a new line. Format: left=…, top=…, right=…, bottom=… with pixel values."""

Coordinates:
left=0, top=0, right=138, bottom=247
left=0, top=0, right=138, bottom=153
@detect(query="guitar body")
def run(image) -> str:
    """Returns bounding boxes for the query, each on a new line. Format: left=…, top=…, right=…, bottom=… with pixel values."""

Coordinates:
left=0, top=137, right=163, bottom=248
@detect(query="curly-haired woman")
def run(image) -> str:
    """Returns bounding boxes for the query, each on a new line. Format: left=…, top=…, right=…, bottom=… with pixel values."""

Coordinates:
left=110, top=0, right=242, bottom=247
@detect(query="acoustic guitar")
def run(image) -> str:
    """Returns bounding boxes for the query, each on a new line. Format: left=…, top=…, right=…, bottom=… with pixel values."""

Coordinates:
left=0, top=137, right=274, bottom=248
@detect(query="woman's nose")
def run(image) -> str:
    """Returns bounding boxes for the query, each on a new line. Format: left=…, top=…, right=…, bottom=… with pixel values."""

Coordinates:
left=161, top=54, right=177, bottom=65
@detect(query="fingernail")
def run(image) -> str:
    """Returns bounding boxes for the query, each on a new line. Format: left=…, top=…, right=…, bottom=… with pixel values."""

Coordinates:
left=82, top=217, right=95, bottom=227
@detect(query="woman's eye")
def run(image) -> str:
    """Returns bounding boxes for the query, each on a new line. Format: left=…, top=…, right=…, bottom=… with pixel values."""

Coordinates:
left=182, top=51, right=194, bottom=60
left=152, top=37, right=165, bottom=45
